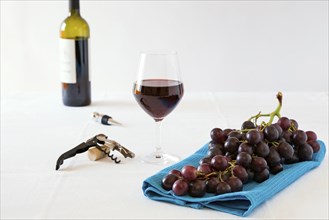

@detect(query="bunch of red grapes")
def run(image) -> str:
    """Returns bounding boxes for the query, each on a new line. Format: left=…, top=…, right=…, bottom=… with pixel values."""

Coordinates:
left=161, top=117, right=320, bottom=197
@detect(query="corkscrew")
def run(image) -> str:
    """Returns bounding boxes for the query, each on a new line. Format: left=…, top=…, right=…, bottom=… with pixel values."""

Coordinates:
left=56, top=134, right=135, bottom=170
left=92, top=136, right=135, bottom=164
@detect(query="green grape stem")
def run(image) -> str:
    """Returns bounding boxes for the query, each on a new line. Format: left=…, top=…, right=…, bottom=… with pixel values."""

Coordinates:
left=288, top=123, right=297, bottom=132
left=272, top=141, right=280, bottom=147
left=203, top=171, right=218, bottom=179
left=218, top=171, right=224, bottom=182
left=248, top=92, right=283, bottom=127
left=198, top=161, right=239, bottom=181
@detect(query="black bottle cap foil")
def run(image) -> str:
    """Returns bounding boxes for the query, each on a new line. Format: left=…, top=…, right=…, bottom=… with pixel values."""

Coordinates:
left=69, top=0, right=80, bottom=10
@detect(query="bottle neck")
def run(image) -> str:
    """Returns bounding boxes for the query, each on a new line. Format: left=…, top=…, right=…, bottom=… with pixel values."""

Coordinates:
left=69, top=0, right=80, bottom=15
left=69, top=9, right=80, bottom=16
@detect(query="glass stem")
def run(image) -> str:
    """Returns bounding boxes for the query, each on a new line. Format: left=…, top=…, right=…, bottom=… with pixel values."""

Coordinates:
left=154, top=120, right=163, bottom=158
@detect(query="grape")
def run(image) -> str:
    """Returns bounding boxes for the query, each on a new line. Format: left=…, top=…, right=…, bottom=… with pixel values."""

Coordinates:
left=308, top=140, right=320, bottom=153
left=232, top=165, right=249, bottom=183
left=259, top=130, right=264, bottom=140
left=224, top=137, right=240, bottom=153
left=189, top=179, right=206, bottom=197
left=241, top=121, right=256, bottom=130
left=206, top=177, right=220, bottom=193
left=273, top=123, right=283, bottom=137
left=236, top=152, right=252, bottom=168
left=254, top=141, right=270, bottom=157
left=253, top=169, right=270, bottom=183
left=224, top=152, right=235, bottom=161
left=240, top=133, right=247, bottom=140
left=246, top=169, right=254, bottom=183
left=282, top=130, right=293, bottom=144
left=223, top=128, right=233, bottom=139
left=162, top=174, right=179, bottom=190
left=246, top=130, right=261, bottom=145
left=278, top=142, right=294, bottom=159
left=226, top=176, right=243, bottom=192
left=169, top=169, right=182, bottom=178
left=207, top=147, right=223, bottom=157
left=270, top=163, right=283, bottom=174
left=238, top=142, right=253, bottom=155
left=208, top=141, right=223, bottom=151
left=172, top=179, right=188, bottom=196
left=199, top=157, right=211, bottom=165
left=264, top=125, right=279, bottom=142
left=210, top=128, right=226, bottom=144
left=293, top=130, right=307, bottom=146
left=197, top=163, right=213, bottom=175
left=215, top=182, right=231, bottom=195
left=181, top=165, right=198, bottom=181
left=251, top=156, right=268, bottom=172
left=277, top=117, right=291, bottom=130
left=284, top=153, right=299, bottom=164
left=228, top=131, right=243, bottom=140
left=211, top=155, right=228, bottom=171
left=298, top=143, right=313, bottom=161
left=266, top=147, right=281, bottom=167
left=306, top=131, right=317, bottom=141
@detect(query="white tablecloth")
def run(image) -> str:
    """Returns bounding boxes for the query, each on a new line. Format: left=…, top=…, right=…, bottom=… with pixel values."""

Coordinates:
left=1, top=91, right=328, bottom=219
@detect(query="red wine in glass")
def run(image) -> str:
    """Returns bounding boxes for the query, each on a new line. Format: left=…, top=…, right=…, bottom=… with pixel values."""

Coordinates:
left=133, top=51, right=183, bottom=164
left=133, top=79, right=184, bottom=122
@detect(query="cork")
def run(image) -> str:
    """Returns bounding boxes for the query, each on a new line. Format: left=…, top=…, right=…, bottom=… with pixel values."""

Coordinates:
left=88, top=146, right=109, bottom=161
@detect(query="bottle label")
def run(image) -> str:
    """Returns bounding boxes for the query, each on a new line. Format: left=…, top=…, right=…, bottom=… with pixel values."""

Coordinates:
left=59, top=38, right=77, bottom=83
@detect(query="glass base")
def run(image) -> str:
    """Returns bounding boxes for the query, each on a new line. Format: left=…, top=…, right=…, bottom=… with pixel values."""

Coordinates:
left=141, top=152, right=180, bottom=165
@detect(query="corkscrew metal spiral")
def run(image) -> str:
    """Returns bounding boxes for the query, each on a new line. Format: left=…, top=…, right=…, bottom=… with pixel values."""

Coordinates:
left=96, top=146, right=121, bottom=163
left=109, top=154, right=121, bottom=163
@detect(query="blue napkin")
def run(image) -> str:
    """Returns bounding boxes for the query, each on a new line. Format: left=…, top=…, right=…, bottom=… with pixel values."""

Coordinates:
left=142, top=140, right=326, bottom=217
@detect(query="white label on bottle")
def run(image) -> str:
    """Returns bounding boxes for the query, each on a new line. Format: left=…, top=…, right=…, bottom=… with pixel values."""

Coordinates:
left=59, top=38, right=76, bottom=83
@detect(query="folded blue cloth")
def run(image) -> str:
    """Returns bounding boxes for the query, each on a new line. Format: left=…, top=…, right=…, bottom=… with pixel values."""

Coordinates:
left=142, top=140, right=326, bottom=217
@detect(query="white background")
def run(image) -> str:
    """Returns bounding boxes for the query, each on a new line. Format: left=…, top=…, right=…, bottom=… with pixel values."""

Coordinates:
left=1, top=0, right=328, bottom=94
left=1, top=2, right=328, bottom=219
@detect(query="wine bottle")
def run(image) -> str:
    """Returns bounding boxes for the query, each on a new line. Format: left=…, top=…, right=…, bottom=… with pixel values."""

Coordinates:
left=59, top=0, right=91, bottom=106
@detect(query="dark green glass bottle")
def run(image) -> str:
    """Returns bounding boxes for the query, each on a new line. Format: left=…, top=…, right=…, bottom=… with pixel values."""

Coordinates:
left=59, top=0, right=91, bottom=106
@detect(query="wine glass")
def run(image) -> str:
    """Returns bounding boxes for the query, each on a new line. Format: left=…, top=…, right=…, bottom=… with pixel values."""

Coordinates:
left=133, top=51, right=184, bottom=165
